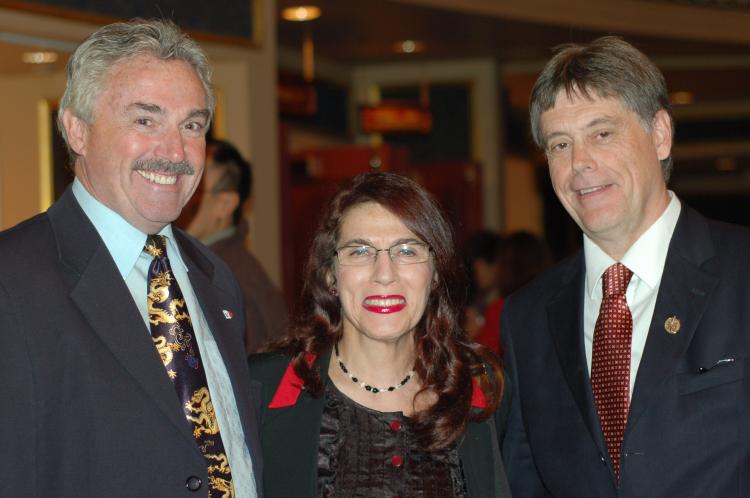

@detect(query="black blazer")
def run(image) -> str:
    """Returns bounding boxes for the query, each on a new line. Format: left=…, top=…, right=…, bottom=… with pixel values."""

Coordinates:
left=0, top=188, right=263, bottom=497
left=501, top=205, right=750, bottom=498
left=248, top=350, right=512, bottom=498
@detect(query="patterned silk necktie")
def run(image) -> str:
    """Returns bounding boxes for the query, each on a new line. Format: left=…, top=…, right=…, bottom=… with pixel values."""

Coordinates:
left=145, top=235, right=235, bottom=498
left=591, top=262, right=633, bottom=482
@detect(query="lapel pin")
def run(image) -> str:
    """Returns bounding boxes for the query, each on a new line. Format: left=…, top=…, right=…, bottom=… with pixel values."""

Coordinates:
left=664, top=315, right=680, bottom=334
left=222, top=309, right=234, bottom=320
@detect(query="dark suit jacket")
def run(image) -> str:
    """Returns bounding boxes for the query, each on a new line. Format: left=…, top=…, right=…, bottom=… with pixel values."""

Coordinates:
left=209, top=221, right=288, bottom=354
left=0, top=188, right=263, bottom=497
left=248, top=350, right=512, bottom=498
left=501, top=205, right=750, bottom=498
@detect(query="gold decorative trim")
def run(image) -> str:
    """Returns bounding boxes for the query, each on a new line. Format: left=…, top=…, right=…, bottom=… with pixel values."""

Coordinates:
left=37, top=99, right=56, bottom=212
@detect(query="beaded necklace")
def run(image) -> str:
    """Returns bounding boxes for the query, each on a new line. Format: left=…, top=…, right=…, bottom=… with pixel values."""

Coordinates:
left=334, top=342, right=415, bottom=394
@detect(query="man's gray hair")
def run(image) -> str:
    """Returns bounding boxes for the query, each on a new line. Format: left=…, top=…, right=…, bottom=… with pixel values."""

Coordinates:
left=529, top=36, right=674, bottom=181
left=58, top=18, right=214, bottom=151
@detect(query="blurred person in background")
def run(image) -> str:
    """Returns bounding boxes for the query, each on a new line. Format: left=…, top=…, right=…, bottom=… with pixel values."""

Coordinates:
left=464, top=230, right=505, bottom=355
left=501, top=231, right=553, bottom=296
left=183, top=139, right=288, bottom=354
left=248, top=172, right=511, bottom=498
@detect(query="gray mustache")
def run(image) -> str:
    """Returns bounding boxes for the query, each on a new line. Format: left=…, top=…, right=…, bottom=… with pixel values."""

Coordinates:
left=133, top=159, right=194, bottom=175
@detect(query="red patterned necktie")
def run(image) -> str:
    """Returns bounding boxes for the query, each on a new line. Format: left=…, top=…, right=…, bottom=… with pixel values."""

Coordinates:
left=591, top=262, right=633, bottom=482
left=145, top=235, right=235, bottom=498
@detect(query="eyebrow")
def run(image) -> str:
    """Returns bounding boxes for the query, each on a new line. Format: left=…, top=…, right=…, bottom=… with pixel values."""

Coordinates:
left=543, top=115, right=622, bottom=145
left=338, top=237, right=422, bottom=247
left=126, top=103, right=210, bottom=122
left=187, top=109, right=211, bottom=122
left=585, top=116, right=621, bottom=129
left=339, top=238, right=372, bottom=247
left=127, top=102, right=163, bottom=114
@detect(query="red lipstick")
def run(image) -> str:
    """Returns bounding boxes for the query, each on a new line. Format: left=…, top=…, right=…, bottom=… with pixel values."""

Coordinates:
left=362, top=295, right=406, bottom=314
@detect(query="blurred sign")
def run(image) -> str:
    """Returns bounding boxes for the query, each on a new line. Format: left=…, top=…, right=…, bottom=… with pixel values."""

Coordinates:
left=359, top=102, right=432, bottom=134
left=278, top=79, right=317, bottom=116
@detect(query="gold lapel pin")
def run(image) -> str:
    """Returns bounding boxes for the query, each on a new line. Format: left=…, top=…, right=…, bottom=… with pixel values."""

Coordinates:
left=664, top=315, right=681, bottom=334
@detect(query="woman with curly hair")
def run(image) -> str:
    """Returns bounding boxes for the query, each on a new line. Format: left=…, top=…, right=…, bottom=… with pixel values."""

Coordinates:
left=248, top=172, right=511, bottom=497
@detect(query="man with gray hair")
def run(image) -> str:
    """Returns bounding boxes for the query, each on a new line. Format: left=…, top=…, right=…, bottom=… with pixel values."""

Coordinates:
left=0, top=19, right=262, bottom=497
left=501, top=37, right=750, bottom=498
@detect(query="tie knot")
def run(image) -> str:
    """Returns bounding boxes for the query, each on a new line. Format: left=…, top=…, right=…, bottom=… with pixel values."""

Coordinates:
left=144, top=235, right=167, bottom=258
left=602, top=262, right=632, bottom=298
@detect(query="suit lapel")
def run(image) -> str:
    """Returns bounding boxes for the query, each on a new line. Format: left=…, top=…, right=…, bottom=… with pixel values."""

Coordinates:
left=49, top=190, right=197, bottom=445
left=264, top=351, right=331, bottom=496
left=460, top=418, right=510, bottom=497
left=264, top=351, right=331, bottom=431
left=547, top=255, right=608, bottom=455
left=627, top=207, right=718, bottom=430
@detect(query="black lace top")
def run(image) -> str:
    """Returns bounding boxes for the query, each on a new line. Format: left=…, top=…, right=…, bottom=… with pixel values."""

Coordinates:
left=317, top=382, right=467, bottom=498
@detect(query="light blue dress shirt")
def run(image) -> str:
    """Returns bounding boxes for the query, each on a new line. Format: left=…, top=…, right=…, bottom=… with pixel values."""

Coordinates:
left=72, top=179, right=257, bottom=498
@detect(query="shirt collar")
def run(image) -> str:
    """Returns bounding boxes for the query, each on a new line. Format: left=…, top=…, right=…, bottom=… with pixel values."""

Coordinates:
left=584, top=191, right=681, bottom=297
left=72, top=178, right=188, bottom=278
left=203, top=225, right=236, bottom=246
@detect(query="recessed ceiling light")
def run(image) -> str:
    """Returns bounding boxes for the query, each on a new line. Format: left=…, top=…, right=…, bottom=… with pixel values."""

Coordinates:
left=393, top=40, right=425, bottom=54
left=22, top=51, right=58, bottom=64
left=715, top=157, right=737, bottom=172
left=281, top=6, right=321, bottom=22
left=670, top=91, right=694, bottom=105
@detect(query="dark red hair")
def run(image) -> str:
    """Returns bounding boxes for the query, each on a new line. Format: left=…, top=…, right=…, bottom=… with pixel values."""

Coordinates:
left=272, top=171, right=503, bottom=450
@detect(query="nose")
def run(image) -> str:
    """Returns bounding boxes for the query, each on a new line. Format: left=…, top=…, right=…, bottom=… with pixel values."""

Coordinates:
left=158, top=126, right=187, bottom=163
left=571, top=143, right=595, bottom=173
left=372, top=250, right=397, bottom=286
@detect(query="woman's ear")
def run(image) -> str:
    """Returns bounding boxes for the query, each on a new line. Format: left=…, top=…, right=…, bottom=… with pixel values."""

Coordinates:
left=325, top=271, right=337, bottom=295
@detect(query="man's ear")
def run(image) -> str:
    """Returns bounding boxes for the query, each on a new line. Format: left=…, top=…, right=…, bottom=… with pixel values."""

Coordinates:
left=216, top=191, right=240, bottom=218
left=651, top=109, right=673, bottom=162
left=61, top=109, right=89, bottom=156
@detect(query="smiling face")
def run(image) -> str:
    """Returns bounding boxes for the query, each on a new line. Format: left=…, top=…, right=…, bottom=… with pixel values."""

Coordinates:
left=334, top=202, right=434, bottom=344
left=540, top=90, right=672, bottom=258
left=63, top=55, right=210, bottom=234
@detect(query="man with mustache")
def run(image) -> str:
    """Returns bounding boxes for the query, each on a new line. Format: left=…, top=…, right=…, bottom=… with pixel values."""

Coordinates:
left=501, top=37, right=750, bottom=498
left=0, top=19, right=262, bottom=497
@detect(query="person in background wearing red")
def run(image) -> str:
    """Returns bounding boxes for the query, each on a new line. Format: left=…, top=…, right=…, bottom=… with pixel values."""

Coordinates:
left=464, top=230, right=505, bottom=355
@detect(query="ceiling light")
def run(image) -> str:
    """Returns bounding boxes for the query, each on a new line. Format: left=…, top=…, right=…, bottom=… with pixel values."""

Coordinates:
left=22, top=51, right=58, bottom=64
left=670, top=91, right=694, bottom=105
left=281, top=6, right=321, bottom=22
left=393, top=40, right=425, bottom=54
left=715, top=157, right=737, bottom=172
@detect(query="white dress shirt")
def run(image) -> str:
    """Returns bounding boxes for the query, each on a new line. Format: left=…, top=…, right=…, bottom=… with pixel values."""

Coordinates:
left=583, top=191, right=681, bottom=397
left=73, top=179, right=257, bottom=498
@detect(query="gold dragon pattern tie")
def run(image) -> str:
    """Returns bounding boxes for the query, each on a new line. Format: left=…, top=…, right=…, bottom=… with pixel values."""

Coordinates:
left=145, top=235, right=235, bottom=498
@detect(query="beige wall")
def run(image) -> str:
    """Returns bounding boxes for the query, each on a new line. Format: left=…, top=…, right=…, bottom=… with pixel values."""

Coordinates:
left=209, top=35, right=281, bottom=284
left=0, top=4, right=282, bottom=285
left=504, top=154, right=544, bottom=236
left=0, top=71, right=66, bottom=229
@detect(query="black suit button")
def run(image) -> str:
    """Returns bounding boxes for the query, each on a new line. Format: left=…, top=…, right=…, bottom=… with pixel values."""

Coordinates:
left=600, top=455, right=607, bottom=464
left=186, top=476, right=202, bottom=491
